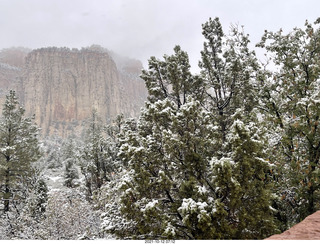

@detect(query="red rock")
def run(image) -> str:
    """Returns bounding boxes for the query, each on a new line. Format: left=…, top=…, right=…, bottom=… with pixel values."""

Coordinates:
left=266, top=211, right=320, bottom=240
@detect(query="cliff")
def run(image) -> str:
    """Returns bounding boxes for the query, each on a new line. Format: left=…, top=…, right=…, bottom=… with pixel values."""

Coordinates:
left=0, top=46, right=147, bottom=137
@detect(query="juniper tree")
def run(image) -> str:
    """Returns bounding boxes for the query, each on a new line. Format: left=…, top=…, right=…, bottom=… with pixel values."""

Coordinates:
left=115, top=31, right=275, bottom=238
left=116, top=46, right=216, bottom=239
left=64, top=159, right=79, bottom=188
left=257, top=18, right=320, bottom=226
left=199, top=17, right=260, bottom=152
left=80, top=110, right=107, bottom=198
left=209, top=109, right=276, bottom=239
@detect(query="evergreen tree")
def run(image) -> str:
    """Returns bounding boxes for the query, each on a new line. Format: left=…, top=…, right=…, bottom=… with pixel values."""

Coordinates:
left=29, top=178, right=48, bottom=218
left=116, top=46, right=214, bottom=239
left=80, top=110, right=121, bottom=200
left=115, top=26, right=275, bottom=238
left=209, top=110, right=276, bottom=239
left=257, top=18, right=320, bottom=226
left=0, top=90, right=41, bottom=213
left=63, top=159, right=79, bottom=188
left=199, top=17, right=260, bottom=151
left=62, top=139, right=79, bottom=188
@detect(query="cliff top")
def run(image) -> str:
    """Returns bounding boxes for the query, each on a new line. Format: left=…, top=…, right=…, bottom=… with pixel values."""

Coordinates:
left=29, top=45, right=143, bottom=74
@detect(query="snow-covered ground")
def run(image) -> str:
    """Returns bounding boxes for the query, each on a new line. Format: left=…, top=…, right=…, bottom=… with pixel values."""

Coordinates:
left=44, top=169, right=66, bottom=193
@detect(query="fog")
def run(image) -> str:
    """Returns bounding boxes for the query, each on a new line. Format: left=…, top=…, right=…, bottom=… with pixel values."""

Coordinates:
left=1, top=0, right=320, bottom=71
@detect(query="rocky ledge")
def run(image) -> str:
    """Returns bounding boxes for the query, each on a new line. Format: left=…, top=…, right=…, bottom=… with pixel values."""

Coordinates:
left=266, top=211, right=320, bottom=240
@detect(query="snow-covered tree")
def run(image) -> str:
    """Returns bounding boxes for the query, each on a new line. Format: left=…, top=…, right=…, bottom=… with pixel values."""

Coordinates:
left=208, top=110, right=276, bottom=239
left=11, top=177, right=49, bottom=239
left=257, top=18, right=320, bottom=227
left=142, top=45, right=205, bottom=106
left=80, top=110, right=108, bottom=199
left=62, top=139, right=80, bottom=188
left=0, top=90, right=41, bottom=213
left=200, top=17, right=260, bottom=150
left=0, top=90, right=42, bottom=239
left=63, top=158, right=79, bottom=188
left=113, top=29, right=275, bottom=238
left=100, top=168, right=135, bottom=239
left=80, top=110, right=123, bottom=200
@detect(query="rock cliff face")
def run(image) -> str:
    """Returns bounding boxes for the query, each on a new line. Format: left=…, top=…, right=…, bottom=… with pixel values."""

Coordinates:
left=0, top=46, right=147, bottom=137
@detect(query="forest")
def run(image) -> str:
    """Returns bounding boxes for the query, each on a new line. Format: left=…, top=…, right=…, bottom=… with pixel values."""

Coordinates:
left=1, top=17, right=320, bottom=239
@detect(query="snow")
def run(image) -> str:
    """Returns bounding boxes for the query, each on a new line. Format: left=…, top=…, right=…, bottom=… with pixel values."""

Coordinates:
left=125, top=188, right=133, bottom=194
left=255, top=157, right=269, bottom=163
left=197, top=185, right=208, bottom=195
left=179, top=198, right=208, bottom=214
left=0, top=62, right=20, bottom=71
left=48, top=176, right=62, bottom=182
left=210, top=157, right=234, bottom=168
left=0, top=146, right=15, bottom=152
left=164, top=222, right=176, bottom=237
left=212, top=206, right=217, bottom=214
left=231, top=177, right=240, bottom=186
left=141, top=199, right=158, bottom=212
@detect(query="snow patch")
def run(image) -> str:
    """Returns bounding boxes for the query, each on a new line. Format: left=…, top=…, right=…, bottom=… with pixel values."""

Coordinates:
left=141, top=199, right=158, bottom=212
left=48, top=176, right=62, bottom=182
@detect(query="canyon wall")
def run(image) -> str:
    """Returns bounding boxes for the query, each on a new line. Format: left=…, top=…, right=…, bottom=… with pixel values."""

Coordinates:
left=0, top=46, right=147, bottom=137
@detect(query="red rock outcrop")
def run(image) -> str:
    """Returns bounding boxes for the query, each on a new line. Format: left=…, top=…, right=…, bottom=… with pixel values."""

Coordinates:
left=266, top=211, right=320, bottom=240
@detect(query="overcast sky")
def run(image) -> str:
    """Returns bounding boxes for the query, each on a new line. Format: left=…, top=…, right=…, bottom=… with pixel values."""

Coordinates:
left=1, top=0, right=320, bottom=71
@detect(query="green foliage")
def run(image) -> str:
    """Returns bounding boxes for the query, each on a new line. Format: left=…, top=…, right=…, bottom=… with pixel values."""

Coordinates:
left=210, top=113, right=276, bottom=239
left=257, top=18, right=320, bottom=227
left=80, top=110, right=124, bottom=200
left=114, top=18, right=276, bottom=240
left=0, top=90, right=41, bottom=213
left=63, top=159, right=79, bottom=188
left=27, top=178, right=48, bottom=220
left=200, top=17, right=260, bottom=146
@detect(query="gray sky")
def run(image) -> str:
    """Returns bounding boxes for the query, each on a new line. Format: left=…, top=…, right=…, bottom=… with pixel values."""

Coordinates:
left=1, top=0, right=320, bottom=71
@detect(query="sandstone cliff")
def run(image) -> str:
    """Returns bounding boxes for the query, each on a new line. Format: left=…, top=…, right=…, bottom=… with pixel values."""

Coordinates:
left=0, top=46, right=147, bottom=137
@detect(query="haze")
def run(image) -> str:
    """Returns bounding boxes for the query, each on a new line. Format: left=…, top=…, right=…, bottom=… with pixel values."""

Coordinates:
left=1, top=0, right=320, bottom=71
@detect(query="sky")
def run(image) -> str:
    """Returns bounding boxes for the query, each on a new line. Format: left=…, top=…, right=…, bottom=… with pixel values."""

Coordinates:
left=1, top=0, right=320, bottom=71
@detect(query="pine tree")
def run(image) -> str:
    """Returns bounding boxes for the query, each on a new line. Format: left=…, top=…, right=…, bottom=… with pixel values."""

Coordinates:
left=0, top=90, right=41, bottom=213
